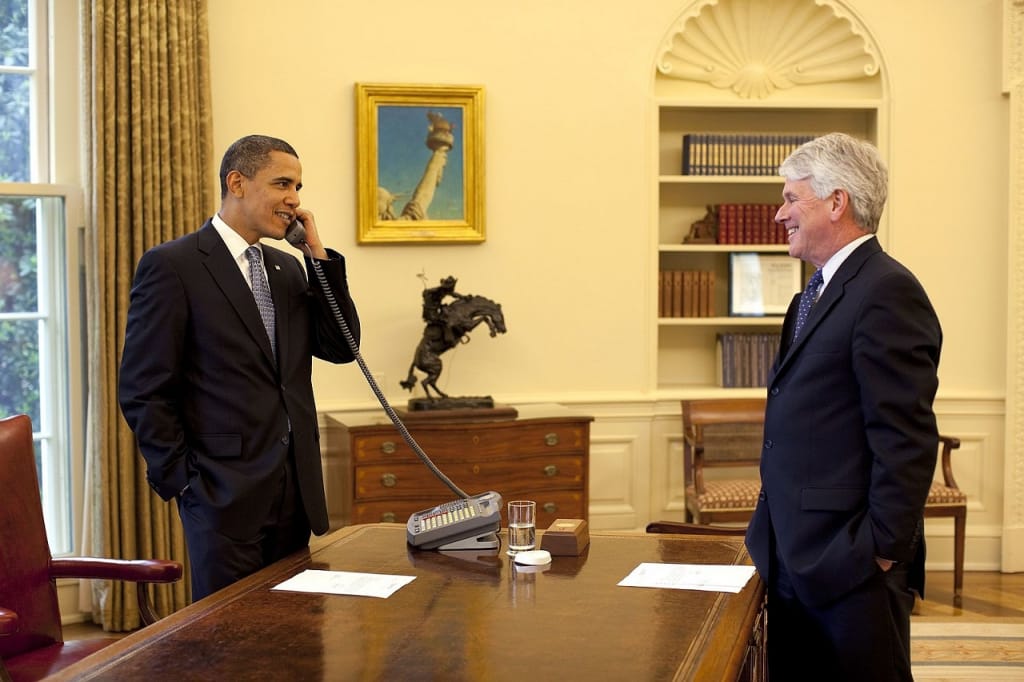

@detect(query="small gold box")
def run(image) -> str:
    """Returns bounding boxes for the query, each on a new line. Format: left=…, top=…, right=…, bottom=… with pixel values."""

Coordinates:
left=540, top=518, right=590, bottom=556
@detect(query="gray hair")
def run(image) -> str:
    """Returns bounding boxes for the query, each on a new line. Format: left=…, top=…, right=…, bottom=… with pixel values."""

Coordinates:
left=219, top=135, right=298, bottom=198
left=778, top=132, right=887, bottom=233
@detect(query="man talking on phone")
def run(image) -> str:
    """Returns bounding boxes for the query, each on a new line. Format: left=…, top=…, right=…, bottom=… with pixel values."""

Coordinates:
left=119, top=134, right=361, bottom=600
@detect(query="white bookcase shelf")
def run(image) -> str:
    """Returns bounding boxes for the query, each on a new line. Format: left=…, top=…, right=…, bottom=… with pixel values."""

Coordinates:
left=653, top=102, right=883, bottom=395
left=649, top=0, right=888, bottom=398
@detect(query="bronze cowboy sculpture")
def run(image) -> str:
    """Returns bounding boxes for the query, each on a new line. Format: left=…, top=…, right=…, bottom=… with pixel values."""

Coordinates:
left=400, top=276, right=507, bottom=409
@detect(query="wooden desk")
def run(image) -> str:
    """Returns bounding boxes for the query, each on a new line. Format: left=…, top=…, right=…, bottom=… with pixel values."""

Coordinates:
left=53, top=525, right=764, bottom=681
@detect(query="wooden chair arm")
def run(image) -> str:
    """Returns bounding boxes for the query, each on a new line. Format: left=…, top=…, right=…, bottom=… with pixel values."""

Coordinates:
left=938, top=435, right=962, bottom=490
left=49, top=557, right=182, bottom=583
left=692, top=443, right=707, bottom=495
left=0, top=607, right=18, bottom=635
left=49, top=557, right=183, bottom=626
left=683, top=428, right=709, bottom=495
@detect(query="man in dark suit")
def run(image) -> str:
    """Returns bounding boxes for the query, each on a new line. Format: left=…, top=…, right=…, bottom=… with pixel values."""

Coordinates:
left=745, top=133, right=941, bottom=681
left=119, top=134, right=360, bottom=600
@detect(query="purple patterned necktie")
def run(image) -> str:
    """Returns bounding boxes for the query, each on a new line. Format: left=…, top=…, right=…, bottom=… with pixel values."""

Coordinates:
left=245, top=246, right=277, bottom=359
left=793, top=269, right=823, bottom=341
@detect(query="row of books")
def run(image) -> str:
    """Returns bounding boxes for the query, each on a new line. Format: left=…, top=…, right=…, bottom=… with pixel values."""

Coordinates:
left=658, top=270, right=715, bottom=318
left=681, top=133, right=816, bottom=176
left=716, top=332, right=782, bottom=388
left=716, top=203, right=787, bottom=245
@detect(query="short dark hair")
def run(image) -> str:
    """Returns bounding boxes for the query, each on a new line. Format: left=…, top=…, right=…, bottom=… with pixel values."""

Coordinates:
left=219, top=135, right=298, bottom=198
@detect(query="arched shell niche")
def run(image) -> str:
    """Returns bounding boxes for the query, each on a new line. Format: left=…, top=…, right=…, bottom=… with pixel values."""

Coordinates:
left=655, top=0, right=885, bottom=101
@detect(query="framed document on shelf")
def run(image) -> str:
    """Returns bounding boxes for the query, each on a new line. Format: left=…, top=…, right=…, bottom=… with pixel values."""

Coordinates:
left=729, top=253, right=801, bottom=316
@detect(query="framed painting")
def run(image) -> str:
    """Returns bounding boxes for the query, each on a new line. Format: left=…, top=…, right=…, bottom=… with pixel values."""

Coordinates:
left=355, top=83, right=485, bottom=244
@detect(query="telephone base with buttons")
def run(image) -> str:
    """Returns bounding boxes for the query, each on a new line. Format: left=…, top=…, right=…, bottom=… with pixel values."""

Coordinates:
left=406, top=491, right=503, bottom=550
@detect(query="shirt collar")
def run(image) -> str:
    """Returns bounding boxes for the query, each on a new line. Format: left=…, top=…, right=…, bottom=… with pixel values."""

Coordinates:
left=821, top=234, right=875, bottom=289
left=212, top=213, right=255, bottom=261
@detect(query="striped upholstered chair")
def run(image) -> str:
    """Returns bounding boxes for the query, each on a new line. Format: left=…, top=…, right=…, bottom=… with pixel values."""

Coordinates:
left=923, top=435, right=967, bottom=607
left=679, top=399, right=968, bottom=606
left=682, top=398, right=766, bottom=525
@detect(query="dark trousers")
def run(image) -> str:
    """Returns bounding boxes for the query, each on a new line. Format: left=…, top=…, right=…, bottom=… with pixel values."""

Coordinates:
left=766, top=547, right=915, bottom=681
left=177, top=445, right=311, bottom=601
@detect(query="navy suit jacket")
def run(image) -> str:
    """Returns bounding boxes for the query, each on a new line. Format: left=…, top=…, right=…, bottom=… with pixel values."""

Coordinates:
left=745, top=238, right=941, bottom=607
left=118, top=221, right=360, bottom=538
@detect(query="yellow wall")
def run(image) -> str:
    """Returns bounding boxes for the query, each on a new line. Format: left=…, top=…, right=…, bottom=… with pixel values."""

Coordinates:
left=206, top=0, right=1008, bottom=410
left=201, top=2, right=1012, bottom=571
left=60, top=0, right=1017, bottom=624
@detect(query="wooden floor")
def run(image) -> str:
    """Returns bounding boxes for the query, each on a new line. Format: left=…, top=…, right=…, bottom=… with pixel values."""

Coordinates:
left=914, top=570, right=1024, bottom=620
left=61, top=570, right=1024, bottom=642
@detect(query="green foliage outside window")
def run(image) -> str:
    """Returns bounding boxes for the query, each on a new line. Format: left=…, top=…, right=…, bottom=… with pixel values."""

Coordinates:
left=0, top=0, right=41, bottom=423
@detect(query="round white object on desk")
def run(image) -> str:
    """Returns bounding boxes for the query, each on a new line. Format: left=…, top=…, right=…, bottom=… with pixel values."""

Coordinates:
left=513, top=549, right=552, bottom=566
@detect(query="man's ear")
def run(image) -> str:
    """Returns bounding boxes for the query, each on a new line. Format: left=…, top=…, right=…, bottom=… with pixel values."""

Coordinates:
left=225, top=169, right=246, bottom=198
left=829, top=189, right=849, bottom=219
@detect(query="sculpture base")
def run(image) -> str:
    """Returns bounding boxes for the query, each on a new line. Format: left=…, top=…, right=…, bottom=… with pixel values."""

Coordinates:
left=398, top=398, right=518, bottom=423
left=408, top=395, right=496, bottom=411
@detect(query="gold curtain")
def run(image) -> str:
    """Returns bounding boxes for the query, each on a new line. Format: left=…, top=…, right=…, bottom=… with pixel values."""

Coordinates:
left=81, top=0, right=214, bottom=630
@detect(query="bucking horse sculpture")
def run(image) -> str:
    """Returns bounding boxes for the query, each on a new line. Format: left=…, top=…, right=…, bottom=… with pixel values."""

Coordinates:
left=400, top=276, right=507, bottom=402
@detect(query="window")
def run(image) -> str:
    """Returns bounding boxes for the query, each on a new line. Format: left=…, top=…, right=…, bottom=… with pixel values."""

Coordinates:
left=0, top=0, right=84, bottom=555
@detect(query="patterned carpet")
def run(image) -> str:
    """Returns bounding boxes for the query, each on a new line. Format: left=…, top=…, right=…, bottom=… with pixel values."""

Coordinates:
left=912, top=620, right=1024, bottom=680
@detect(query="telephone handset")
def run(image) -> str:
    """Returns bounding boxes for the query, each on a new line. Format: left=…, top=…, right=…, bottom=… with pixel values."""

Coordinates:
left=301, top=218, right=501, bottom=552
left=285, top=219, right=306, bottom=246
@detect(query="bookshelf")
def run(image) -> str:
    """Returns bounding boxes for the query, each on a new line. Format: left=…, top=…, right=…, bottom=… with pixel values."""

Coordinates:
left=649, top=0, right=888, bottom=397
left=654, top=102, right=883, bottom=396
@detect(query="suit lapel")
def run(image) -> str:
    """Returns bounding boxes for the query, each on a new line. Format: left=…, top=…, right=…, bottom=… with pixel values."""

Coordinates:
left=776, top=293, right=801, bottom=359
left=197, top=223, right=278, bottom=367
left=775, top=238, right=882, bottom=376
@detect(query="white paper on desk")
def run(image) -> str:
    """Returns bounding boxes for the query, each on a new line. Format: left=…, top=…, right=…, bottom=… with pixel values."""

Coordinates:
left=618, top=563, right=756, bottom=593
left=272, top=569, right=416, bottom=598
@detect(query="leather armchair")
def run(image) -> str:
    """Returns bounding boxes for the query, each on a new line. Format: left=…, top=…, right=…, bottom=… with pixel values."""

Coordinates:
left=0, top=414, right=182, bottom=681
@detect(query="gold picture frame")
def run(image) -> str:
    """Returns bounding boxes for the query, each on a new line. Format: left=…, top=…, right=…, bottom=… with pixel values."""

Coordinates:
left=355, top=83, right=485, bottom=244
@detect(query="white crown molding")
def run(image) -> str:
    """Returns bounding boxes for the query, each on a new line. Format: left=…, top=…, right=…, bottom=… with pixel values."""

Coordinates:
left=655, top=0, right=880, bottom=99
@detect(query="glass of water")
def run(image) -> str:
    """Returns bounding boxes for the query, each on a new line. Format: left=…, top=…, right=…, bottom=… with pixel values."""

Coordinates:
left=506, top=500, right=536, bottom=555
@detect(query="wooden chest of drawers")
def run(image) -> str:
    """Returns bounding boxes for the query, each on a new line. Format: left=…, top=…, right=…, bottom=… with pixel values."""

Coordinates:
left=325, top=409, right=592, bottom=530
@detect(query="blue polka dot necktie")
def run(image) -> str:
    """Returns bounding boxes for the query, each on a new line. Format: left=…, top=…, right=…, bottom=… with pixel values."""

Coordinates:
left=793, top=269, right=823, bottom=341
left=245, top=246, right=277, bottom=360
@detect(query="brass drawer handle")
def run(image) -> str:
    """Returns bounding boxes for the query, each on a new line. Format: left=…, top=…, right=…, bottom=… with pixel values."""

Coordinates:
left=543, top=464, right=559, bottom=477
left=381, top=473, right=397, bottom=487
left=381, top=441, right=397, bottom=455
left=381, top=512, right=396, bottom=523
left=543, top=502, right=557, bottom=514
left=544, top=432, right=559, bottom=447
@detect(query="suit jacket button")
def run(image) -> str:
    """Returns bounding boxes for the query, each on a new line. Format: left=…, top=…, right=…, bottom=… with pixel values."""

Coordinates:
left=764, top=439, right=773, bottom=448
left=770, top=387, right=780, bottom=396
left=281, top=435, right=290, bottom=445
left=759, top=491, right=767, bottom=501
